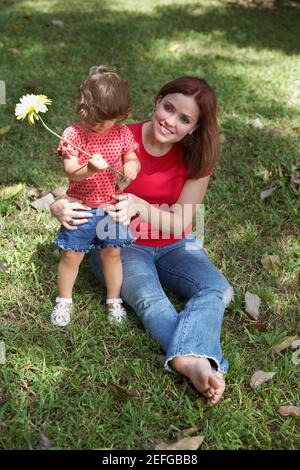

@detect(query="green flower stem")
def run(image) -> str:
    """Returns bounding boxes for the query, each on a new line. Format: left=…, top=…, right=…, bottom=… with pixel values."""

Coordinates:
left=38, top=115, right=125, bottom=177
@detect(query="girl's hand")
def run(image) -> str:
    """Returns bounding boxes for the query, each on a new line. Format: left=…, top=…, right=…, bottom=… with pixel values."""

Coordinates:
left=123, top=161, right=139, bottom=182
left=116, top=176, right=130, bottom=192
left=50, top=196, right=92, bottom=230
left=87, top=154, right=109, bottom=172
left=104, top=193, right=140, bottom=226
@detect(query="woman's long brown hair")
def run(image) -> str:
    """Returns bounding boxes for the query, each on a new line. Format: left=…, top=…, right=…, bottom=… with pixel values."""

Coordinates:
left=156, top=76, right=219, bottom=178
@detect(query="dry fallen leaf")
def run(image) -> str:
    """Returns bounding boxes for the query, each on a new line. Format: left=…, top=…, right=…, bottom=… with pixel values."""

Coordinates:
left=247, top=322, right=268, bottom=332
left=252, top=118, right=263, bottom=129
left=278, top=405, right=300, bottom=418
left=51, top=187, right=66, bottom=198
left=27, top=188, right=41, bottom=200
left=0, top=183, right=23, bottom=199
left=287, top=80, right=300, bottom=106
left=291, top=340, right=300, bottom=365
left=260, top=186, right=276, bottom=201
left=155, top=435, right=204, bottom=451
left=39, top=431, right=54, bottom=449
left=245, top=291, right=261, bottom=320
left=290, top=158, right=300, bottom=194
left=40, top=189, right=52, bottom=198
left=8, top=47, right=21, bottom=55
left=0, top=126, right=11, bottom=136
left=111, top=383, right=139, bottom=397
left=250, top=370, right=276, bottom=389
left=170, top=425, right=200, bottom=442
left=291, top=349, right=300, bottom=366
left=6, top=212, right=17, bottom=225
left=0, top=341, right=6, bottom=365
left=15, top=199, right=25, bottom=210
left=262, top=169, right=273, bottom=181
left=0, top=261, right=9, bottom=273
left=51, top=19, right=64, bottom=28
left=261, top=254, right=282, bottom=272
left=30, top=193, right=54, bottom=211
left=181, top=426, right=200, bottom=437
left=271, top=335, right=299, bottom=354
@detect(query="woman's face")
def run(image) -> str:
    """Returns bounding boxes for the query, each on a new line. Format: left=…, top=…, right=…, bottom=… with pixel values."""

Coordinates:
left=152, top=93, right=200, bottom=144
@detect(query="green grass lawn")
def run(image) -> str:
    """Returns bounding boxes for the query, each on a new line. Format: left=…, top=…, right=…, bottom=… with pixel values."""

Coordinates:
left=0, top=0, right=299, bottom=450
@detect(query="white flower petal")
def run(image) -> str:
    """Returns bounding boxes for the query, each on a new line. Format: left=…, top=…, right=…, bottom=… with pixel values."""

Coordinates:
left=15, top=94, right=52, bottom=123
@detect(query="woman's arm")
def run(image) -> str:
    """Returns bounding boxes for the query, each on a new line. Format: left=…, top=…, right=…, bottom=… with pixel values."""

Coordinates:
left=106, top=175, right=210, bottom=235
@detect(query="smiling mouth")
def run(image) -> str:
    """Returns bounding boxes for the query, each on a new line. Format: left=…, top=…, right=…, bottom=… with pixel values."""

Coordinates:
left=159, top=122, right=174, bottom=134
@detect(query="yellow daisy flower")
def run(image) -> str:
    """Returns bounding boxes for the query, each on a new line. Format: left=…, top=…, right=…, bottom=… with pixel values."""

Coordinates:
left=15, top=94, right=52, bottom=125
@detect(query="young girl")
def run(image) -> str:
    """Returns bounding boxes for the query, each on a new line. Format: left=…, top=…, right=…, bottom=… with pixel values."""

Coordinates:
left=51, top=65, right=140, bottom=327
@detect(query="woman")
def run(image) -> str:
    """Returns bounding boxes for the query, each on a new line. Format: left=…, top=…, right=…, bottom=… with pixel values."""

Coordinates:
left=51, top=75, right=233, bottom=406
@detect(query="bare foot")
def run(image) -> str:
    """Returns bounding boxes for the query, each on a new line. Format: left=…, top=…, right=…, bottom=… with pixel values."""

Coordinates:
left=171, top=356, right=225, bottom=406
left=207, top=372, right=225, bottom=406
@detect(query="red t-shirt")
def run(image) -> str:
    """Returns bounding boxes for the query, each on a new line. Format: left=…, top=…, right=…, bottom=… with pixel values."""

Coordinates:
left=126, top=122, right=212, bottom=247
left=57, top=123, right=138, bottom=207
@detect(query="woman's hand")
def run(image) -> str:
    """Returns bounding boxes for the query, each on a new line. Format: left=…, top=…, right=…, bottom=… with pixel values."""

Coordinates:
left=104, top=194, right=140, bottom=226
left=50, top=196, right=93, bottom=230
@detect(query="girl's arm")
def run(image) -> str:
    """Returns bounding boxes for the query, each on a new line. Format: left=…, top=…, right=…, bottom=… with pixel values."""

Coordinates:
left=122, top=151, right=141, bottom=181
left=63, top=154, right=108, bottom=181
left=106, top=175, right=210, bottom=235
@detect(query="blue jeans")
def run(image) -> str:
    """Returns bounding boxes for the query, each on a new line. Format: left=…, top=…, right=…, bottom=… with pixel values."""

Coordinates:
left=89, top=236, right=233, bottom=373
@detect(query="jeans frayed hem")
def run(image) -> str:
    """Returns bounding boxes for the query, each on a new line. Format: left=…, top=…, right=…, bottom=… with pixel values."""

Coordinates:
left=164, top=353, right=228, bottom=375
left=222, top=286, right=234, bottom=307
left=54, top=241, right=94, bottom=253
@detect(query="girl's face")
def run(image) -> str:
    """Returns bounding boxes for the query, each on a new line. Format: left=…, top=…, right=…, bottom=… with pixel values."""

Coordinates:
left=152, top=93, right=200, bottom=144
left=85, top=120, right=117, bottom=133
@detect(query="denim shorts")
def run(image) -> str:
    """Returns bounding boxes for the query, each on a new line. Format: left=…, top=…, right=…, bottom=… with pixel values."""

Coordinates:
left=54, top=208, right=135, bottom=253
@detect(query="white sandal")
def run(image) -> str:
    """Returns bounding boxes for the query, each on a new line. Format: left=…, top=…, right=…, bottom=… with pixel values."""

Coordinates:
left=106, top=298, right=127, bottom=324
left=51, top=297, right=72, bottom=327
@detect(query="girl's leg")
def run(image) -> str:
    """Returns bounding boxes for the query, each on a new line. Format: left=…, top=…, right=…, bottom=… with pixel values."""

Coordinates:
left=57, top=250, right=85, bottom=298
left=52, top=250, right=85, bottom=327
left=89, top=245, right=179, bottom=350
left=98, top=247, right=127, bottom=323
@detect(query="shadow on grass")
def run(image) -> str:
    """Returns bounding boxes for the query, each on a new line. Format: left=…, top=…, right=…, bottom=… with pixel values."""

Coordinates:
left=33, top=241, right=102, bottom=299
left=0, top=1, right=299, bottom=187
left=32, top=241, right=149, bottom=333
left=1, top=0, right=300, bottom=102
